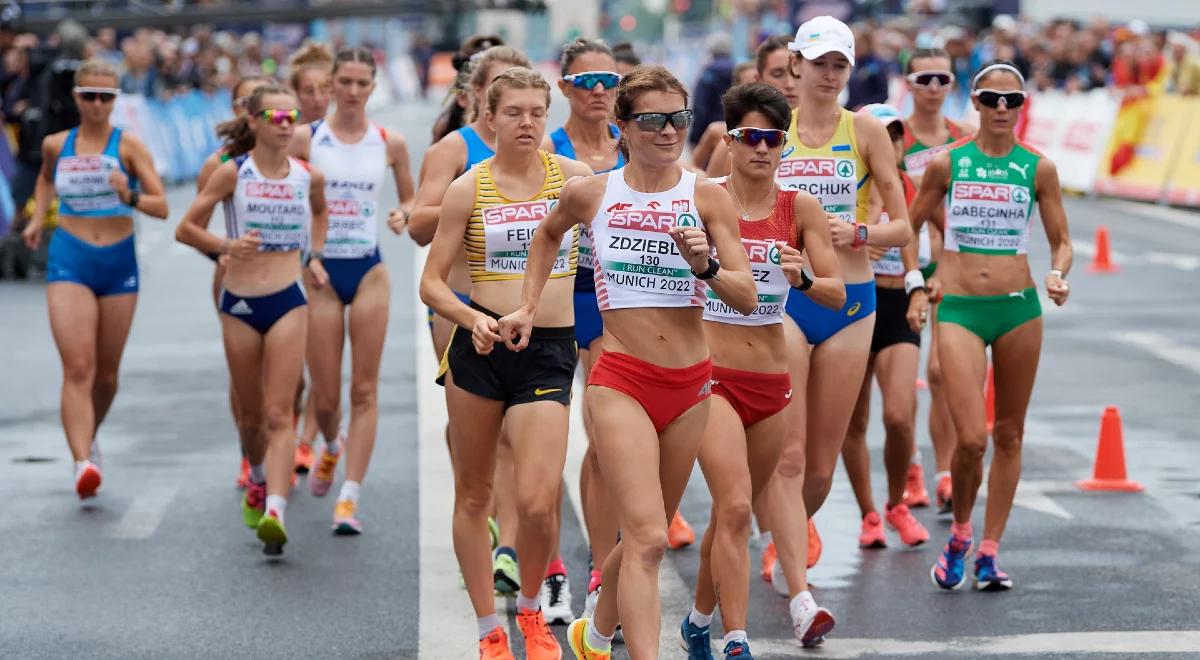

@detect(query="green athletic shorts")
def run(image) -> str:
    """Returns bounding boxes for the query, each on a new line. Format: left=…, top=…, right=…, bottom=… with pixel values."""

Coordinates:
left=937, top=286, right=1041, bottom=345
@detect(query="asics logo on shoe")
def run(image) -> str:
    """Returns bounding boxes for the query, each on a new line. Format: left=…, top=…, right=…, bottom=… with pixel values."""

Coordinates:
left=229, top=300, right=253, bottom=315
left=534, top=387, right=562, bottom=396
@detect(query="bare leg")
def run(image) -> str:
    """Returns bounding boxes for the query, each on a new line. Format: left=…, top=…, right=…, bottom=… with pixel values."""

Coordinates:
left=841, top=358, right=876, bottom=517
left=260, top=308, right=307, bottom=499
left=343, top=266, right=390, bottom=484
left=47, top=283, right=101, bottom=460
left=874, top=343, right=920, bottom=507
left=937, top=323, right=989, bottom=526
left=983, top=319, right=1042, bottom=543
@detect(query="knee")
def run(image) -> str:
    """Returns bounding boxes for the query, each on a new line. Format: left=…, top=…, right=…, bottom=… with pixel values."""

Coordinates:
left=93, top=369, right=119, bottom=395
left=349, top=381, right=377, bottom=412
left=803, top=471, right=833, bottom=501
left=262, top=403, right=293, bottom=434
left=927, top=361, right=944, bottom=390
left=455, top=479, right=494, bottom=518
left=516, top=494, right=556, bottom=537
left=845, top=410, right=869, bottom=439
left=881, top=406, right=912, bottom=438
left=313, top=389, right=339, bottom=418
left=955, top=436, right=988, bottom=463
left=991, top=420, right=1024, bottom=454
left=716, top=497, right=753, bottom=538
left=62, top=357, right=96, bottom=387
left=623, top=524, right=669, bottom=568
left=776, top=445, right=807, bottom=479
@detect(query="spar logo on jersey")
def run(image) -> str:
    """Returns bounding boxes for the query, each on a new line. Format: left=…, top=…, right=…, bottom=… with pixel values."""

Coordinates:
left=769, top=242, right=782, bottom=265
left=778, top=158, right=854, bottom=179
left=58, top=156, right=106, bottom=172
left=1011, top=187, right=1031, bottom=204
left=953, top=182, right=1016, bottom=202
left=609, top=209, right=676, bottom=232
left=482, top=200, right=554, bottom=225
left=328, top=199, right=365, bottom=216
left=675, top=213, right=698, bottom=228
left=672, top=199, right=690, bottom=213
left=743, top=239, right=777, bottom=265
left=246, top=182, right=299, bottom=200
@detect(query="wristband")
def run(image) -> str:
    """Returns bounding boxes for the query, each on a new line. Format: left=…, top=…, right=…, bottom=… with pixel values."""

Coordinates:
left=851, top=222, right=868, bottom=248
left=791, top=268, right=814, bottom=292
left=1048, top=269, right=1064, bottom=279
left=693, top=257, right=721, bottom=280
left=128, top=189, right=140, bottom=209
left=904, top=269, right=927, bottom=296
left=305, top=250, right=324, bottom=266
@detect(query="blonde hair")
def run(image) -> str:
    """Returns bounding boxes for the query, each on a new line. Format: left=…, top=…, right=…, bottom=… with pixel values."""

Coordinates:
left=465, top=46, right=531, bottom=122
left=74, top=59, right=118, bottom=85
left=485, top=67, right=552, bottom=115
left=288, top=41, right=333, bottom=90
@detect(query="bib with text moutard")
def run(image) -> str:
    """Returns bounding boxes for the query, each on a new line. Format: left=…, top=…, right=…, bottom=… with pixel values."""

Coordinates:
left=944, top=140, right=1040, bottom=256
left=227, top=155, right=312, bottom=252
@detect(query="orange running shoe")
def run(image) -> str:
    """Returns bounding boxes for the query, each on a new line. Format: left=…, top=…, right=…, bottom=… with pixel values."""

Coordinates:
left=885, top=503, right=930, bottom=547
left=760, top=540, right=777, bottom=584
left=903, top=463, right=930, bottom=508
left=236, top=458, right=251, bottom=490
left=858, top=512, right=887, bottom=549
left=516, top=608, right=563, bottom=660
left=807, top=519, right=822, bottom=569
left=567, top=619, right=611, bottom=660
left=479, top=626, right=516, bottom=660
left=294, top=442, right=314, bottom=474
left=668, top=511, right=695, bottom=549
left=936, top=474, right=953, bottom=515
left=309, top=440, right=342, bottom=497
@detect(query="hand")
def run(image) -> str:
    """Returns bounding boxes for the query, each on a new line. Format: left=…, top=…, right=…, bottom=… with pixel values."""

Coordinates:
left=228, top=230, right=261, bottom=259
left=906, top=289, right=930, bottom=333
left=307, top=258, right=329, bottom=289
left=777, top=241, right=809, bottom=288
left=1046, top=271, right=1069, bottom=306
left=387, top=208, right=409, bottom=235
left=22, top=218, right=43, bottom=250
left=109, top=170, right=130, bottom=200
left=927, top=276, right=943, bottom=304
left=826, top=216, right=856, bottom=248
left=472, top=313, right=504, bottom=355
left=497, top=305, right=534, bottom=352
left=866, top=245, right=886, bottom=261
left=667, top=225, right=711, bottom=273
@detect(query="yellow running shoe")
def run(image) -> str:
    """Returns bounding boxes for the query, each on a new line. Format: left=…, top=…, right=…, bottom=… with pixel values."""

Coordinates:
left=567, top=619, right=610, bottom=660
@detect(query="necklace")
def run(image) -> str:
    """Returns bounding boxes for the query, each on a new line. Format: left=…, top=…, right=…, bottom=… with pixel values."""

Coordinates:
left=728, top=176, right=776, bottom=221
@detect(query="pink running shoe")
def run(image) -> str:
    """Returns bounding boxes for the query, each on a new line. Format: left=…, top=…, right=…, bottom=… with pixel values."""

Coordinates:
left=333, top=499, right=363, bottom=535
left=885, top=503, right=930, bottom=546
left=858, top=511, right=887, bottom=548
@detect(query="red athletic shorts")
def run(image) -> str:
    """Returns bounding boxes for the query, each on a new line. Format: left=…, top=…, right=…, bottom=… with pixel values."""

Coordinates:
left=710, top=365, right=792, bottom=427
left=588, top=351, right=713, bottom=433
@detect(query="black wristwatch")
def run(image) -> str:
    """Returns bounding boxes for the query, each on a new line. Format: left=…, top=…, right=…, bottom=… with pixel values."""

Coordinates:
left=127, top=189, right=140, bottom=209
left=791, top=268, right=814, bottom=292
left=305, top=250, right=324, bottom=266
left=693, top=257, right=721, bottom=280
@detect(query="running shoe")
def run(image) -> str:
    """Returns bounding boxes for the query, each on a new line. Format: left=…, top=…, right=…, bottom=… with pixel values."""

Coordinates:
left=88, top=440, right=102, bottom=470
left=493, top=551, right=520, bottom=595
left=974, top=554, right=1014, bottom=591
left=516, top=607, right=562, bottom=660
left=488, top=516, right=500, bottom=551
left=679, top=616, right=714, bottom=660
left=567, top=619, right=610, bottom=660
left=668, top=511, right=696, bottom=549
left=308, top=443, right=341, bottom=497
left=333, top=499, right=363, bottom=535
left=903, top=463, right=930, bottom=508
left=236, top=458, right=251, bottom=490
left=930, top=534, right=972, bottom=590
left=760, top=541, right=777, bottom=584
left=770, top=555, right=789, bottom=597
left=885, top=503, right=929, bottom=547
left=242, top=481, right=267, bottom=528
left=542, top=573, right=575, bottom=625
left=723, top=640, right=754, bottom=659
left=792, top=601, right=835, bottom=648
left=256, top=508, right=288, bottom=555
left=858, top=511, right=887, bottom=548
left=479, top=626, right=516, bottom=660
left=75, top=461, right=102, bottom=499
left=582, top=584, right=600, bottom=620
left=807, top=519, right=822, bottom=568
left=294, top=442, right=314, bottom=474
left=936, top=474, right=953, bottom=515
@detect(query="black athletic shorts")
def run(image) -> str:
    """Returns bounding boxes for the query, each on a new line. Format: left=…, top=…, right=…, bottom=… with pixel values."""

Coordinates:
left=870, top=286, right=921, bottom=354
left=448, top=301, right=576, bottom=408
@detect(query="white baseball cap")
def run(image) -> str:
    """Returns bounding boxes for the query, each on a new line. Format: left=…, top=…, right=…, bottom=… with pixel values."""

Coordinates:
left=788, top=16, right=856, bottom=67
left=858, top=103, right=902, bottom=128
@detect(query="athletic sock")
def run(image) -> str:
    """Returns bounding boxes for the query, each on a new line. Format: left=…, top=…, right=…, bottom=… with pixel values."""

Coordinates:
left=978, top=539, right=1000, bottom=557
left=477, top=614, right=503, bottom=639
left=760, top=531, right=773, bottom=547
left=73, top=460, right=88, bottom=479
left=950, top=520, right=973, bottom=541
left=516, top=593, right=539, bottom=612
left=249, top=463, right=266, bottom=484
left=723, top=630, right=748, bottom=646
left=911, top=449, right=923, bottom=465
left=265, top=495, right=287, bottom=523
left=688, top=606, right=713, bottom=628
left=789, top=590, right=817, bottom=623
left=544, top=556, right=566, bottom=578
left=338, top=480, right=361, bottom=505
left=935, top=470, right=951, bottom=481
left=325, top=433, right=342, bottom=455
left=585, top=621, right=613, bottom=652
left=494, top=546, right=517, bottom=561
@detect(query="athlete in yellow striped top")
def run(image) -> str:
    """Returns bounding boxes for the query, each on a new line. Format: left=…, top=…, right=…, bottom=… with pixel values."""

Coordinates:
left=419, top=67, right=592, bottom=660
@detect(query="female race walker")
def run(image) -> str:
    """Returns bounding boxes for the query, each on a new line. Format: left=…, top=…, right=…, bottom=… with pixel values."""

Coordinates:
left=22, top=60, right=167, bottom=499
left=499, top=66, right=758, bottom=660
left=682, top=82, right=844, bottom=660
left=840, top=104, right=931, bottom=551
left=176, top=85, right=329, bottom=555
left=909, top=61, right=1070, bottom=591
left=900, top=47, right=972, bottom=512
left=758, top=16, right=918, bottom=646
left=290, top=46, right=414, bottom=534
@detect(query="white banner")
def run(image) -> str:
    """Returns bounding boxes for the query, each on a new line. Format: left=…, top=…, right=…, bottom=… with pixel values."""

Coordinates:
left=1023, top=89, right=1120, bottom=194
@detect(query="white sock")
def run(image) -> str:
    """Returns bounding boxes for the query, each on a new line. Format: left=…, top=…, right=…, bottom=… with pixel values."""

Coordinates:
left=249, top=463, right=266, bottom=484
left=477, top=614, right=502, bottom=639
left=935, top=470, right=951, bottom=481
left=516, top=593, right=539, bottom=612
left=326, top=432, right=343, bottom=455
left=911, top=449, right=923, bottom=464
left=338, top=480, right=361, bottom=504
left=265, top=495, right=287, bottom=522
left=689, top=606, right=713, bottom=628
left=73, top=460, right=91, bottom=479
left=585, top=621, right=613, bottom=651
left=789, top=590, right=816, bottom=622
left=723, top=630, right=748, bottom=646
left=760, top=531, right=773, bottom=547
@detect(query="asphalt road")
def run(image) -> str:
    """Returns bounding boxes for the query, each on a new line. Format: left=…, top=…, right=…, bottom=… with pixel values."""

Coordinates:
left=1, top=98, right=1199, bottom=659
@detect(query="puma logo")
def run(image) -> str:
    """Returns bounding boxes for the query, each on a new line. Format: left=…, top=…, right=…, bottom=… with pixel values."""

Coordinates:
left=1009, top=162, right=1029, bottom=177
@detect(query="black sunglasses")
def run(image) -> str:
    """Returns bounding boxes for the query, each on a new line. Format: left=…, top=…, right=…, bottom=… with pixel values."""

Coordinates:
left=973, top=89, right=1026, bottom=109
left=630, top=109, right=694, bottom=132
left=727, top=127, right=787, bottom=149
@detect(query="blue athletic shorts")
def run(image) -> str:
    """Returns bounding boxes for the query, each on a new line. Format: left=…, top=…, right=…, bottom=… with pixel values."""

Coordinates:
left=324, top=249, right=383, bottom=306
left=573, top=290, right=603, bottom=350
left=46, top=227, right=138, bottom=297
left=785, top=280, right=877, bottom=346
left=220, top=282, right=307, bottom=335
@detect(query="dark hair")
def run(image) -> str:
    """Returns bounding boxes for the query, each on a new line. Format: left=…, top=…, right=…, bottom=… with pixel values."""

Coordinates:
left=972, top=58, right=1025, bottom=90
left=755, top=35, right=791, bottom=74
left=216, top=85, right=293, bottom=158
left=452, top=34, right=505, bottom=73
left=232, top=75, right=271, bottom=111
left=614, top=66, right=689, bottom=158
left=721, top=82, right=790, bottom=131
left=611, top=42, right=640, bottom=67
left=905, top=47, right=951, bottom=74
left=733, top=61, right=757, bottom=84
left=560, top=37, right=614, bottom=76
left=333, top=46, right=376, bottom=77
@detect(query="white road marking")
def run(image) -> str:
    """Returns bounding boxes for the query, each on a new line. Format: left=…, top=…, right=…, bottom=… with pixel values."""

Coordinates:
left=1107, top=199, right=1200, bottom=230
left=1009, top=479, right=1074, bottom=520
left=110, top=482, right=179, bottom=539
left=1115, top=331, right=1200, bottom=377
left=751, top=630, right=1200, bottom=657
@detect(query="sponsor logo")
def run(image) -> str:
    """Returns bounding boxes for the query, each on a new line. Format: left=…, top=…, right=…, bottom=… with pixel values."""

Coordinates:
left=317, top=134, right=334, bottom=147
left=1011, top=187, right=1031, bottom=204
left=610, top=209, right=677, bottom=232
left=675, top=213, right=697, bottom=228
left=957, top=156, right=972, bottom=168
left=647, top=200, right=661, bottom=210
left=328, top=199, right=362, bottom=216
left=239, top=167, right=257, bottom=179
left=846, top=301, right=861, bottom=317
left=534, top=387, right=562, bottom=396
left=781, top=145, right=796, bottom=159
left=836, top=160, right=854, bottom=178
left=672, top=199, right=690, bottom=213
left=784, top=389, right=792, bottom=399
left=1008, top=162, right=1029, bottom=177
left=697, top=380, right=713, bottom=397
left=229, top=300, right=253, bottom=315
left=743, top=239, right=775, bottom=264
left=606, top=202, right=633, bottom=213
left=482, top=200, right=553, bottom=225
left=123, top=276, right=137, bottom=288
left=58, top=156, right=105, bottom=172
left=953, top=182, right=1012, bottom=202
left=246, top=182, right=297, bottom=200
left=777, top=158, right=853, bottom=179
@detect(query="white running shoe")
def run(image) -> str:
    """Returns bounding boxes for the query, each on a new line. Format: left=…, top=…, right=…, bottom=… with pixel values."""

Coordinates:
left=582, top=585, right=600, bottom=620
left=792, top=599, right=835, bottom=648
left=540, top=573, right=575, bottom=625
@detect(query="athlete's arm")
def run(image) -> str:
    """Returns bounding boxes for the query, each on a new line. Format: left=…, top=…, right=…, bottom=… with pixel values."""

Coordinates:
left=288, top=123, right=312, bottom=162
left=175, top=162, right=253, bottom=257
left=419, top=170, right=488, bottom=331
left=690, top=121, right=725, bottom=172
left=386, top=130, right=416, bottom=210
left=908, top=153, right=950, bottom=235
left=691, top=178, right=758, bottom=315
left=306, top=166, right=330, bottom=288
left=852, top=114, right=911, bottom=249
left=118, top=134, right=168, bottom=219
left=1035, top=156, right=1072, bottom=306
left=23, top=134, right=63, bottom=250
left=555, top=154, right=596, bottom=179
left=408, top=135, right=467, bottom=246
left=788, top=191, right=845, bottom=310
left=704, top=141, right=732, bottom=179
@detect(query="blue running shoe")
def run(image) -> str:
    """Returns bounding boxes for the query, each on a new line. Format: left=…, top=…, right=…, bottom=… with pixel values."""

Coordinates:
left=679, top=616, right=714, bottom=660
left=723, top=640, right=754, bottom=659
left=974, top=554, right=1014, bottom=591
left=930, top=534, right=972, bottom=590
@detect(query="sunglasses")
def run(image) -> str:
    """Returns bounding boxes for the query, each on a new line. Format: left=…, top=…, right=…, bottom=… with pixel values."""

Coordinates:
left=727, top=127, right=787, bottom=148
left=564, top=71, right=621, bottom=90
left=258, top=108, right=301, bottom=125
left=973, top=89, right=1027, bottom=109
left=630, top=109, right=694, bottom=133
left=907, top=71, right=954, bottom=88
left=74, top=86, right=119, bottom=103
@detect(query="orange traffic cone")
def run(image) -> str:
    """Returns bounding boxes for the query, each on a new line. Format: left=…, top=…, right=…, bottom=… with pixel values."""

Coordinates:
left=1077, top=406, right=1143, bottom=492
left=1088, top=225, right=1120, bottom=273
left=985, top=363, right=995, bottom=433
